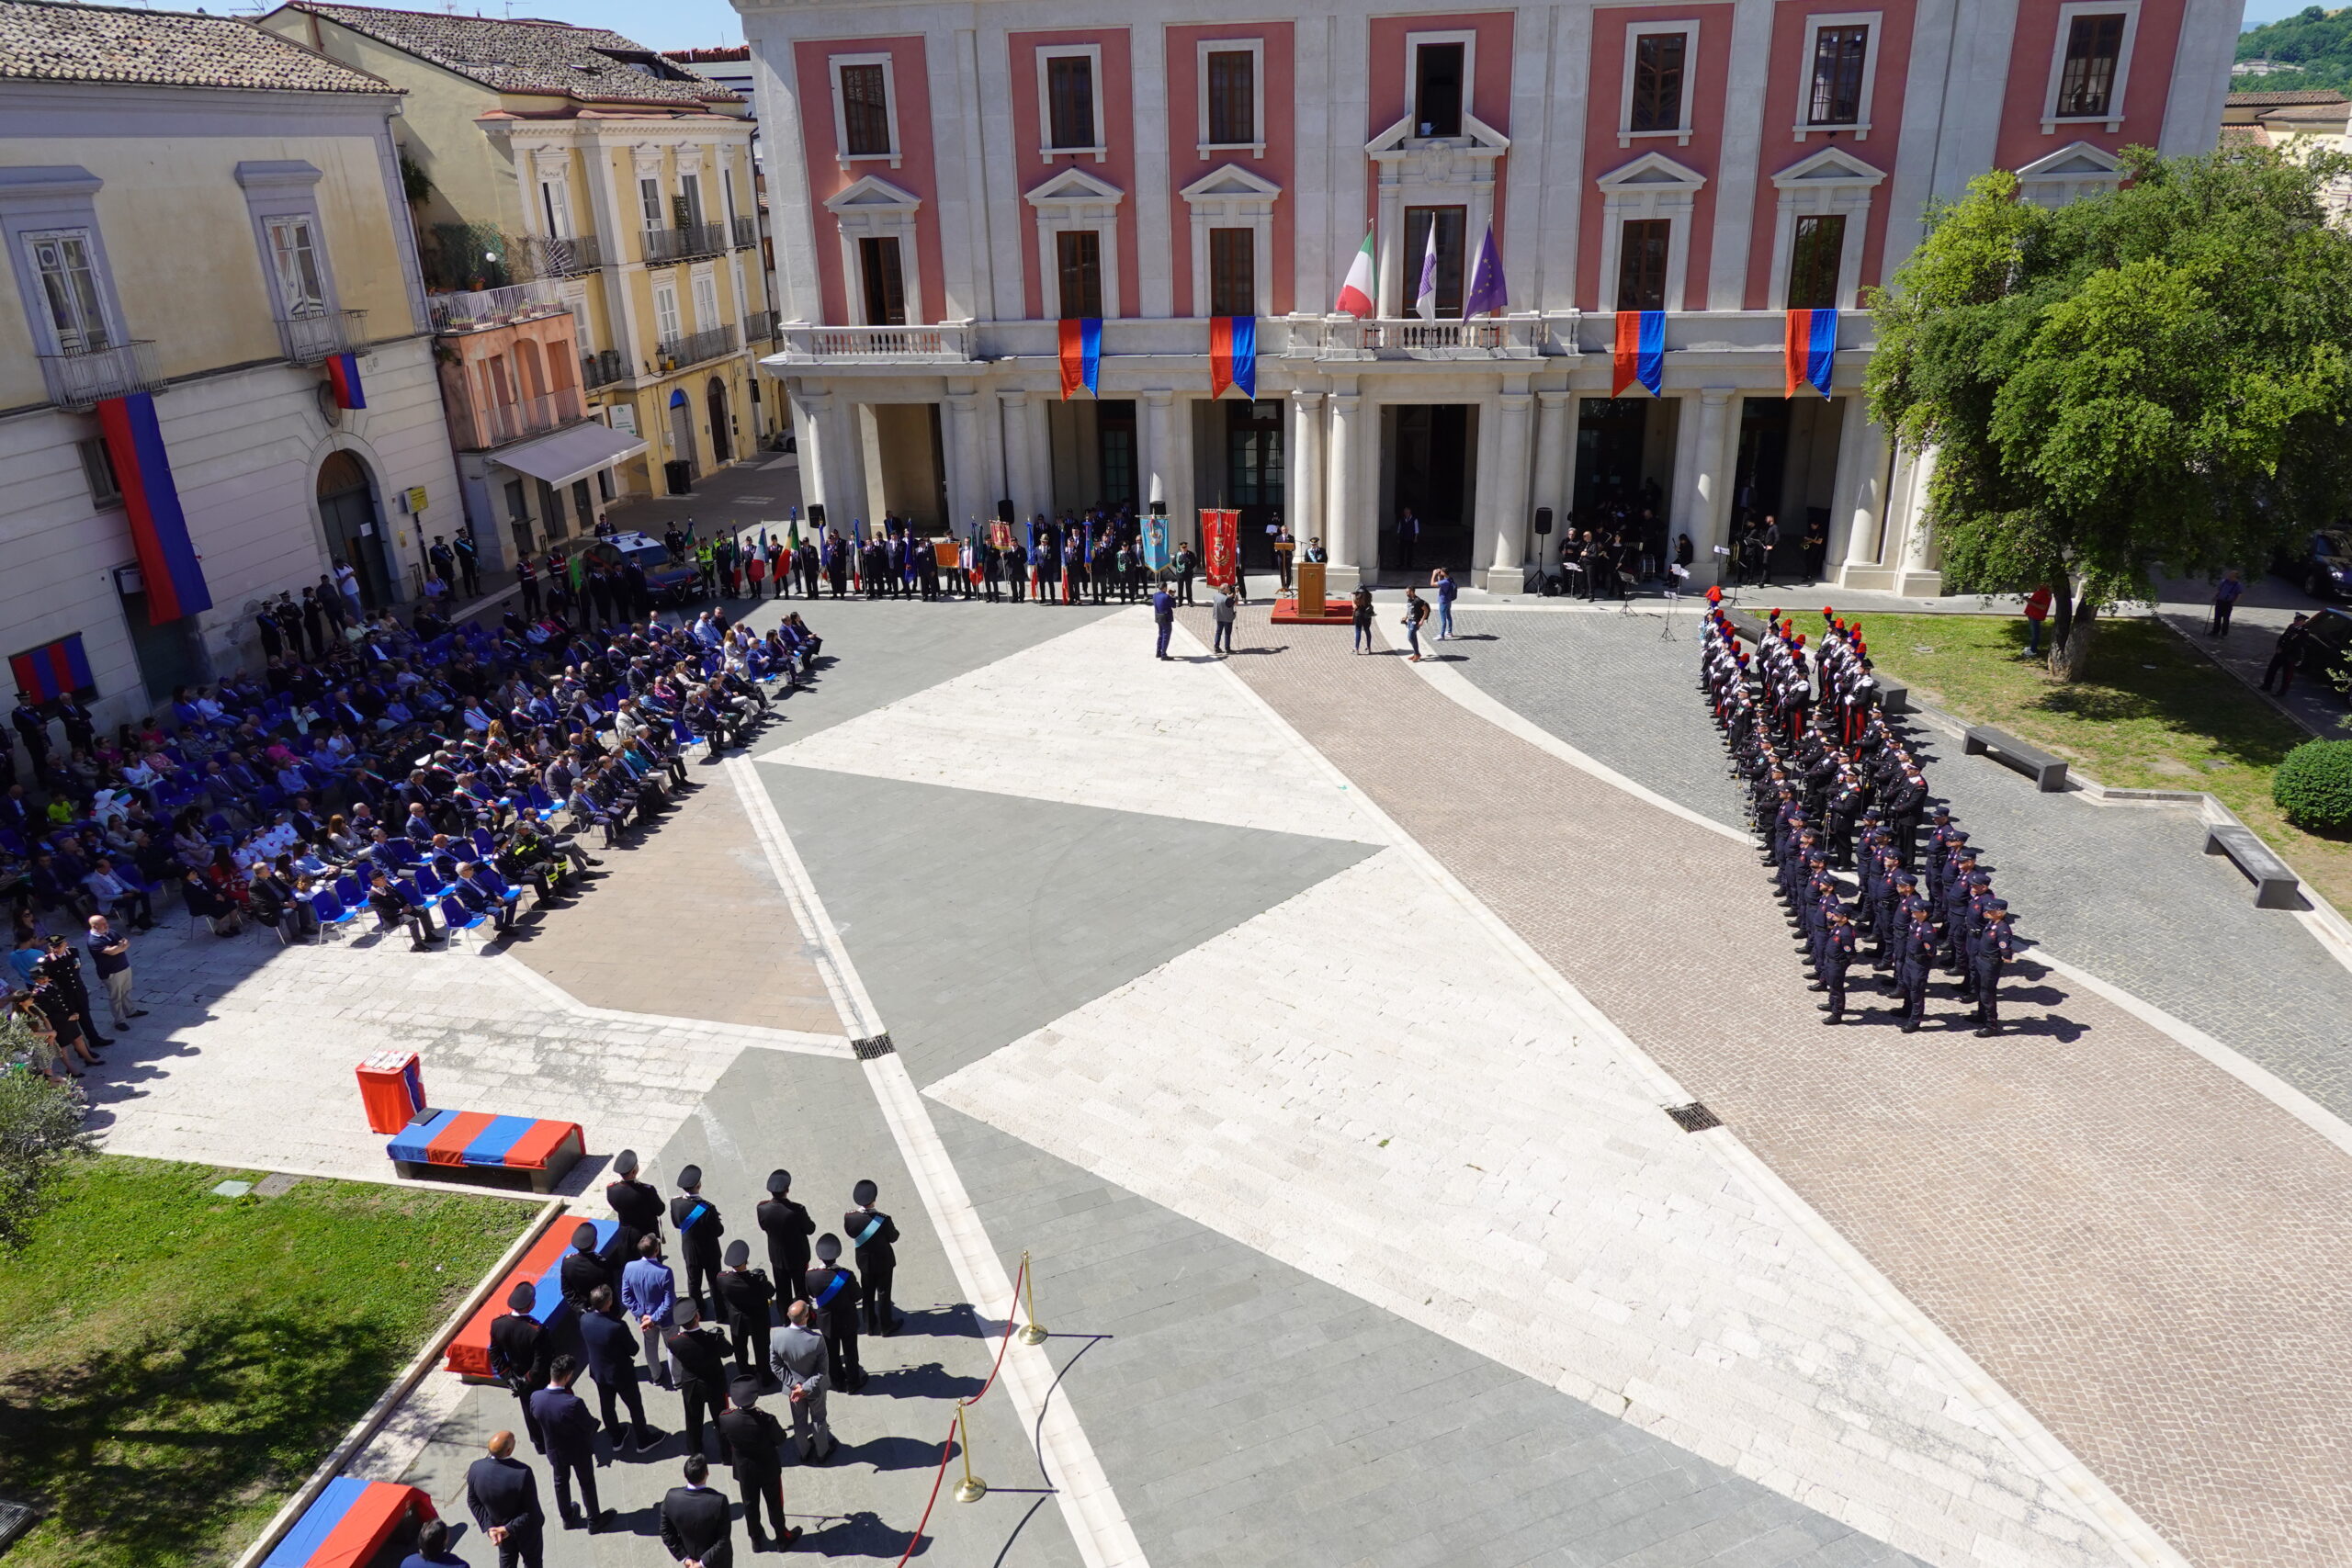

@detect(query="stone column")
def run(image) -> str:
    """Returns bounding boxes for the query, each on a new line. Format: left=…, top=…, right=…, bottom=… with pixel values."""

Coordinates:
left=1289, top=390, right=1326, bottom=556
left=1893, top=445, right=1942, bottom=595
left=1026, top=393, right=1055, bottom=519
left=799, top=388, right=865, bottom=529
left=999, top=389, right=1035, bottom=522
left=944, top=390, right=987, bottom=534
left=1690, top=389, right=1735, bottom=583
left=1327, top=389, right=1362, bottom=572
left=1483, top=389, right=1535, bottom=588
left=1143, top=389, right=1177, bottom=520
left=1530, top=390, right=1574, bottom=568
left=1833, top=401, right=1892, bottom=585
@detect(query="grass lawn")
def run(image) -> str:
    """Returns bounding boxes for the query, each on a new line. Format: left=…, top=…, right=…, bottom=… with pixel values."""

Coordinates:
left=0, top=1156, right=532, bottom=1567
left=1857, top=613, right=2352, bottom=917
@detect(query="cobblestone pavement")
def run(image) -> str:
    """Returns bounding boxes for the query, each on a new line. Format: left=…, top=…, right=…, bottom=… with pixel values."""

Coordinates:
left=1440, top=606, right=2352, bottom=1130
left=1192, top=601, right=2352, bottom=1568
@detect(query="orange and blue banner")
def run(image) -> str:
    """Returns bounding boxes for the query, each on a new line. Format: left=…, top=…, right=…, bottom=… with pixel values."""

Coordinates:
left=96, top=393, right=210, bottom=625
left=1611, top=310, right=1665, bottom=398
left=9, top=633, right=92, bottom=702
left=1784, top=308, right=1837, bottom=399
left=260, top=1476, right=435, bottom=1568
left=324, top=352, right=367, bottom=411
left=1209, top=315, right=1256, bottom=400
left=1058, top=317, right=1102, bottom=400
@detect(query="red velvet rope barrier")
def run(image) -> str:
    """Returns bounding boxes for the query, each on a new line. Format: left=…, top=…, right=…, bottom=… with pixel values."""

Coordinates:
left=890, top=1256, right=1029, bottom=1568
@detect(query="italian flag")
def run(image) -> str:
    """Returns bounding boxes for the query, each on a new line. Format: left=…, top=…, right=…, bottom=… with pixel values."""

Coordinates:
left=1334, top=229, right=1376, bottom=317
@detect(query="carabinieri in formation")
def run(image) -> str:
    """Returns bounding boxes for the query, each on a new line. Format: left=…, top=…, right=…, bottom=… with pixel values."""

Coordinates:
left=1701, top=602, right=2018, bottom=1037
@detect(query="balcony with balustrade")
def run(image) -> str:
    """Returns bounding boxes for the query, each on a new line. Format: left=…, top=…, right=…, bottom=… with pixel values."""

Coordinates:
left=731, top=216, right=759, bottom=251
left=517, top=233, right=604, bottom=278
left=39, top=338, right=164, bottom=412
left=742, top=310, right=779, bottom=344
left=643, top=223, right=729, bottom=265
left=581, top=347, right=629, bottom=389
left=277, top=308, right=367, bottom=366
left=656, top=324, right=741, bottom=371
left=448, top=385, right=588, bottom=451
left=429, top=279, right=571, bottom=335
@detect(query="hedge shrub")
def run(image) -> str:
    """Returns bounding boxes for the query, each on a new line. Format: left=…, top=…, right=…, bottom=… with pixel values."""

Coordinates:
left=2273, top=739, right=2352, bottom=832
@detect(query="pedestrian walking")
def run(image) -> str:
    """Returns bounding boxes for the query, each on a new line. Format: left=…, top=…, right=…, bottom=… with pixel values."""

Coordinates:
left=1211, top=585, right=1238, bottom=656
left=1430, top=568, right=1457, bottom=640
left=2261, top=614, right=2310, bottom=694
left=1152, top=583, right=1175, bottom=660
left=1351, top=585, right=1374, bottom=654
left=2210, top=570, right=2243, bottom=636
left=1402, top=587, right=1430, bottom=662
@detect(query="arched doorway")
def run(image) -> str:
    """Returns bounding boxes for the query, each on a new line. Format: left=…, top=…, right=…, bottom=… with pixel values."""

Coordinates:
left=707, top=378, right=732, bottom=464
left=317, top=450, right=390, bottom=611
left=668, top=389, right=696, bottom=481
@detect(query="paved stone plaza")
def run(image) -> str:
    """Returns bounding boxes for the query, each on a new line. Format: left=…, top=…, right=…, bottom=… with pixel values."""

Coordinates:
left=95, top=591, right=2352, bottom=1568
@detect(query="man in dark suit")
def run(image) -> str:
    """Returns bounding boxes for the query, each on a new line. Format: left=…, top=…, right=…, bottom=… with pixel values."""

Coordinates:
left=527, top=1354, right=612, bottom=1533
left=755, top=1168, right=813, bottom=1307
left=395, top=1517, right=469, bottom=1568
left=670, top=1165, right=725, bottom=1317
left=487, top=1282, right=551, bottom=1453
left=843, top=1179, right=902, bottom=1337
left=663, top=1301, right=734, bottom=1462
left=559, top=1223, right=611, bottom=1311
left=659, top=1454, right=736, bottom=1568
left=715, top=1240, right=776, bottom=1380
left=579, top=1283, right=657, bottom=1453
left=465, top=1430, right=544, bottom=1568
left=717, top=1377, right=800, bottom=1551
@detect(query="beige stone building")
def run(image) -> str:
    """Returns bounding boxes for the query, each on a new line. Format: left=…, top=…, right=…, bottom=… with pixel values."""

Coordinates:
left=259, top=4, right=779, bottom=563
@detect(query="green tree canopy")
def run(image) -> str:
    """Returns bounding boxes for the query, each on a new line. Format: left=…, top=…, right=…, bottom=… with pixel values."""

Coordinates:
left=1866, top=144, right=2352, bottom=673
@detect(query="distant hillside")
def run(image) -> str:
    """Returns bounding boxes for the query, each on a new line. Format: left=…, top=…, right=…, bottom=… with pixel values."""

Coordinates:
left=2238, top=6, right=2352, bottom=93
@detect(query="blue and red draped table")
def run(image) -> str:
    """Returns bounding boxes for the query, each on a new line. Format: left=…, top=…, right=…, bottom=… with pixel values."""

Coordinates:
left=260, top=1477, right=435, bottom=1568
left=444, top=1217, right=620, bottom=1380
left=386, top=1108, right=583, bottom=1194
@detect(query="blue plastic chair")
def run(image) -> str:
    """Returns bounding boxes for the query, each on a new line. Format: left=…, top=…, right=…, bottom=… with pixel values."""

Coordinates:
left=413, top=863, right=447, bottom=897
left=471, top=828, right=497, bottom=859
left=310, top=888, right=360, bottom=942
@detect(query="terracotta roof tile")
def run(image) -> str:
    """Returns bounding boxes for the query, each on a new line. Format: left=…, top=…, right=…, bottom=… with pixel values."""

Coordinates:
left=2226, top=88, right=2350, bottom=107
left=0, top=0, right=392, bottom=94
left=293, top=3, right=739, bottom=106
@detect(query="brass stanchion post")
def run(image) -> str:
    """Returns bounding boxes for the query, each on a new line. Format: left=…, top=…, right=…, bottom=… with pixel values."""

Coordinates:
left=1018, top=1250, right=1048, bottom=1346
left=953, top=1404, right=988, bottom=1502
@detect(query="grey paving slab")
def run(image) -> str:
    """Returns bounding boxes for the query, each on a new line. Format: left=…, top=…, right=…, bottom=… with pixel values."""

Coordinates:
left=392, top=1045, right=1080, bottom=1568
left=760, top=763, right=1375, bottom=1087
left=1444, top=605, right=2352, bottom=1125
left=930, top=1101, right=1925, bottom=1568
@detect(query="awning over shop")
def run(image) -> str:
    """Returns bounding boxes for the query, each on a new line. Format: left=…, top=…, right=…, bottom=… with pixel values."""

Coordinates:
left=494, top=422, right=647, bottom=489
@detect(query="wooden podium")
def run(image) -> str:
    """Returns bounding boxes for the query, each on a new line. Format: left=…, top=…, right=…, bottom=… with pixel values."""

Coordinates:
left=1296, top=559, right=1327, bottom=616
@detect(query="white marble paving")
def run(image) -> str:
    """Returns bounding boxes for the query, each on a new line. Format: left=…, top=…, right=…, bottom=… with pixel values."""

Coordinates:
left=755, top=609, right=1381, bottom=843
left=928, top=848, right=2132, bottom=1568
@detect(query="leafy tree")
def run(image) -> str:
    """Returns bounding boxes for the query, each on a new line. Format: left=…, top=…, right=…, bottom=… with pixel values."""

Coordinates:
left=1867, top=145, right=2352, bottom=677
left=0, top=1015, right=96, bottom=1252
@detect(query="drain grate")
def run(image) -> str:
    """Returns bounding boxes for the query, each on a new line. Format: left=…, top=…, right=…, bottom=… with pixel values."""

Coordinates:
left=0, top=1499, right=36, bottom=1553
left=1665, top=1102, right=1723, bottom=1134
left=851, top=1033, right=896, bottom=1060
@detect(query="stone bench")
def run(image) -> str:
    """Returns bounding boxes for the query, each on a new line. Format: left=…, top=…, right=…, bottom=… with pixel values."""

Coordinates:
left=2204, top=823, right=2303, bottom=909
left=1962, top=724, right=2069, bottom=792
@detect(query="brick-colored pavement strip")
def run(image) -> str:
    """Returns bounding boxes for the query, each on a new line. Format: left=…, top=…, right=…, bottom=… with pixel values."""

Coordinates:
left=1190, top=604, right=2352, bottom=1568
left=505, top=754, right=841, bottom=1034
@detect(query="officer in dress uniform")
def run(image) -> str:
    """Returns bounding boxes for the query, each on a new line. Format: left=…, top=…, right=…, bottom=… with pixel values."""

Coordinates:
left=670, top=1165, right=725, bottom=1318
left=803, top=1234, right=865, bottom=1392
left=757, top=1168, right=815, bottom=1306
left=1816, top=906, right=1859, bottom=1025
left=1892, top=905, right=1938, bottom=1033
left=662, top=1302, right=735, bottom=1463
left=844, top=1179, right=902, bottom=1337
left=716, top=1238, right=777, bottom=1381
left=559, top=1222, right=611, bottom=1312
left=605, top=1148, right=664, bottom=1269
left=488, top=1280, right=552, bottom=1454
left=1973, top=903, right=2016, bottom=1037
left=718, top=1377, right=799, bottom=1551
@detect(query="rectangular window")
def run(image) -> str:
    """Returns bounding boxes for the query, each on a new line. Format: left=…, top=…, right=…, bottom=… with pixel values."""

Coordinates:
left=79, top=436, right=120, bottom=509
left=265, top=214, right=327, bottom=317
left=1403, top=206, right=1467, bottom=318
left=841, top=62, right=893, bottom=155
left=1206, top=50, right=1256, bottom=145
left=29, top=231, right=109, bottom=353
left=540, top=179, right=570, bottom=238
left=1048, top=55, right=1098, bottom=149
left=654, top=284, right=681, bottom=341
left=692, top=271, right=720, bottom=329
left=859, top=236, right=908, bottom=326
left=1056, top=230, right=1103, bottom=318
left=2057, top=13, right=2125, bottom=118
left=1208, top=227, right=1255, bottom=317
left=1807, top=25, right=1870, bottom=125
left=1630, top=33, right=1688, bottom=133
left=1413, top=41, right=1465, bottom=137
left=1617, top=218, right=1671, bottom=311
left=678, top=174, right=704, bottom=229
left=639, top=178, right=663, bottom=229
left=1786, top=213, right=1846, bottom=309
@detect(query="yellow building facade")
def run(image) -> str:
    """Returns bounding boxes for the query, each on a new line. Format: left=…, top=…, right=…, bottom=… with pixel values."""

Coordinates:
left=260, top=5, right=777, bottom=561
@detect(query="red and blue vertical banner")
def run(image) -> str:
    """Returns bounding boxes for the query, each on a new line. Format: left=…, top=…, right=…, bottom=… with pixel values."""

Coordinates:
left=1784, top=308, right=1838, bottom=399
left=1208, top=316, right=1257, bottom=400
left=96, top=393, right=211, bottom=625
left=1058, top=317, right=1102, bottom=400
left=1611, top=310, right=1665, bottom=398
left=324, top=352, right=367, bottom=411
left=9, top=633, right=93, bottom=701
